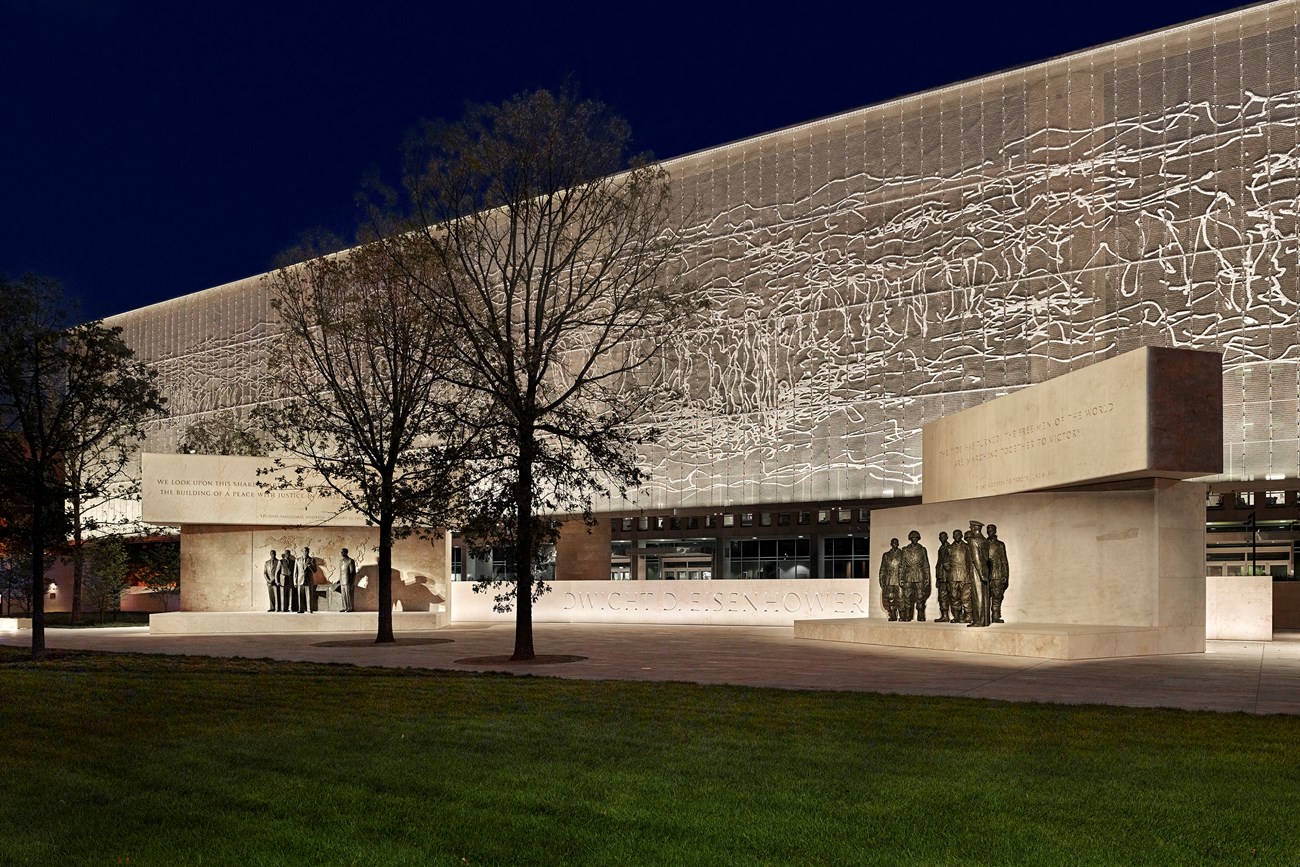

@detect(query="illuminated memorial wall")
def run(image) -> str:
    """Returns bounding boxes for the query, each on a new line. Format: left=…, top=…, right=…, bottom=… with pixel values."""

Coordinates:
left=110, top=1, right=1300, bottom=517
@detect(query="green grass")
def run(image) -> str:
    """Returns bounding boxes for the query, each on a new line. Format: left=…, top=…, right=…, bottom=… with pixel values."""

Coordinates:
left=1, top=646, right=1297, bottom=865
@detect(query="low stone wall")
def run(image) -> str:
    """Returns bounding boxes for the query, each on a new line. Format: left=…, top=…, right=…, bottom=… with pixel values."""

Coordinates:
left=451, top=579, right=869, bottom=627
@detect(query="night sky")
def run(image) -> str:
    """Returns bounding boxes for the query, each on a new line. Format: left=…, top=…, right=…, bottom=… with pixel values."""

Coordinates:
left=2, top=0, right=1253, bottom=322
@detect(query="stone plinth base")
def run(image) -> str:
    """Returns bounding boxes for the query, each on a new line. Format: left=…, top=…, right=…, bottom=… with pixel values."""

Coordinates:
left=793, top=617, right=1202, bottom=660
left=149, top=610, right=448, bottom=635
left=0, top=618, right=32, bottom=632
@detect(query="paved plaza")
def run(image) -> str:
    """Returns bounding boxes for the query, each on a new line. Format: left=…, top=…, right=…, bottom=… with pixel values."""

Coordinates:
left=4, top=622, right=1299, bottom=715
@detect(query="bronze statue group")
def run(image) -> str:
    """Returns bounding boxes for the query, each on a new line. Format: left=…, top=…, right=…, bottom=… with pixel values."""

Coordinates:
left=878, top=520, right=1009, bottom=627
left=262, top=547, right=358, bottom=613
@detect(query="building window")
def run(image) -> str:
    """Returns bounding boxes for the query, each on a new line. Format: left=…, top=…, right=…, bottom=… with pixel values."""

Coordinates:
left=669, top=516, right=681, bottom=530
left=723, top=514, right=735, bottom=528
left=1264, top=491, right=1286, bottom=507
left=760, top=512, right=772, bottom=527
left=454, top=546, right=551, bottom=584
left=627, top=539, right=716, bottom=581
left=621, top=517, right=633, bottom=532
left=638, top=516, right=649, bottom=531
left=858, top=509, right=871, bottom=522
left=817, top=510, right=830, bottom=524
left=823, top=536, right=872, bottom=580
left=1236, top=492, right=1255, bottom=508
left=741, top=512, right=754, bottom=527
left=798, top=512, right=811, bottom=525
left=837, top=509, right=852, bottom=523
left=687, top=516, right=700, bottom=530
left=777, top=512, right=791, bottom=527
left=726, top=538, right=811, bottom=580
left=1206, top=492, right=1223, bottom=509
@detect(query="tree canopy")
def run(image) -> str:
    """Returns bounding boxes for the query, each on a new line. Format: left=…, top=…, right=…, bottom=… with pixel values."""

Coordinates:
left=375, top=88, right=702, bottom=659
left=256, top=240, right=477, bottom=643
left=0, top=275, right=166, bottom=655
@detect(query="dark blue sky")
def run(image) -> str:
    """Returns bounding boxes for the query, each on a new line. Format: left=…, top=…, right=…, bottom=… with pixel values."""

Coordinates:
left=1, top=0, right=1251, bottom=322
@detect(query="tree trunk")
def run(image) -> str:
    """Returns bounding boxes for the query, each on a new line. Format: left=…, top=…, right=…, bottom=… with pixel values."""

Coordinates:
left=376, top=498, right=395, bottom=644
left=29, top=477, right=46, bottom=660
left=511, top=432, right=536, bottom=661
left=69, top=490, right=83, bottom=626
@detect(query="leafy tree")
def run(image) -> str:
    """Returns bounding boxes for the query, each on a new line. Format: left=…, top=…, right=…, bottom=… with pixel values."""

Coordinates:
left=64, top=377, right=166, bottom=625
left=133, top=537, right=180, bottom=612
left=256, top=240, right=477, bottom=643
left=0, top=529, right=38, bottom=616
left=178, top=410, right=266, bottom=456
left=0, top=275, right=166, bottom=656
left=85, top=536, right=130, bottom=624
left=379, top=88, right=700, bottom=659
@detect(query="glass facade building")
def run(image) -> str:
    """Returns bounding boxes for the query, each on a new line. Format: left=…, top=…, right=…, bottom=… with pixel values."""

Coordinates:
left=107, top=1, right=1300, bottom=578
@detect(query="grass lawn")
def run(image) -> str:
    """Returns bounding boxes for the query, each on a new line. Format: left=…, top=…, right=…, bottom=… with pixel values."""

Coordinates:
left=1, top=646, right=1297, bottom=866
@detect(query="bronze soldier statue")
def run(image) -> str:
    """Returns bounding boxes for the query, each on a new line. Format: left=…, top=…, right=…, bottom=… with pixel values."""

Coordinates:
left=947, top=528, right=971, bottom=623
left=966, top=520, right=991, bottom=627
left=935, top=531, right=952, bottom=622
left=987, top=523, right=1010, bottom=623
left=900, top=530, right=931, bottom=621
left=878, top=538, right=903, bottom=621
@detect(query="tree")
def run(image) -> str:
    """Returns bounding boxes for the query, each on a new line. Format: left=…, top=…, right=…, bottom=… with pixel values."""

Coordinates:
left=133, top=537, right=180, bottom=612
left=0, top=529, right=38, bottom=616
left=178, top=410, right=266, bottom=456
left=255, top=240, right=477, bottom=644
left=85, top=535, right=130, bottom=623
left=381, top=88, right=700, bottom=659
left=0, top=275, right=166, bottom=656
left=63, top=367, right=166, bottom=624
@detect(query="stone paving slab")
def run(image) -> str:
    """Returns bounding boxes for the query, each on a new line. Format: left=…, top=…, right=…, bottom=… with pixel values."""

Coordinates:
left=2, top=623, right=1298, bottom=715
